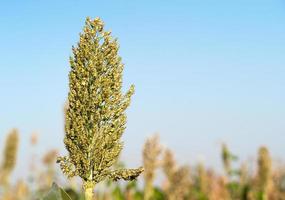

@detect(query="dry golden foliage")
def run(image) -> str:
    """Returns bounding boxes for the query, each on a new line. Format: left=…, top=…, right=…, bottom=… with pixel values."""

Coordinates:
left=15, top=179, right=29, bottom=199
left=143, top=134, right=162, bottom=200
left=162, top=149, right=190, bottom=200
left=43, top=149, right=58, bottom=166
left=196, top=162, right=209, bottom=196
left=0, top=129, right=19, bottom=186
left=30, top=133, right=38, bottom=146
left=209, top=175, right=229, bottom=200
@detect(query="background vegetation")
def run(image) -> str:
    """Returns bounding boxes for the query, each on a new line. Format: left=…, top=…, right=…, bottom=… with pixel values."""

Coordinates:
left=0, top=131, right=284, bottom=199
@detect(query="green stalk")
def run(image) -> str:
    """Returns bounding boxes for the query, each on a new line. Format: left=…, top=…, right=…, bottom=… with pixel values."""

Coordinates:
left=84, top=186, right=94, bottom=200
left=144, top=181, right=153, bottom=200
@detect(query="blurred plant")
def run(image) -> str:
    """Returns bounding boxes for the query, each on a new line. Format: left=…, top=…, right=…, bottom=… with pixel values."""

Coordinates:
left=57, top=17, right=143, bottom=200
left=239, top=163, right=249, bottom=186
left=255, top=146, right=272, bottom=200
left=221, top=143, right=247, bottom=199
left=30, top=132, right=38, bottom=146
left=27, top=132, right=40, bottom=195
left=0, top=129, right=19, bottom=187
left=110, top=180, right=143, bottom=200
left=208, top=174, right=229, bottom=200
left=41, top=149, right=59, bottom=188
left=194, top=162, right=209, bottom=200
left=237, top=163, right=251, bottom=200
left=269, top=166, right=285, bottom=200
left=162, top=149, right=176, bottom=181
left=221, top=143, right=238, bottom=178
left=162, top=149, right=190, bottom=200
left=142, top=134, right=162, bottom=200
left=43, top=149, right=58, bottom=167
left=15, top=179, right=30, bottom=200
left=43, top=183, right=72, bottom=200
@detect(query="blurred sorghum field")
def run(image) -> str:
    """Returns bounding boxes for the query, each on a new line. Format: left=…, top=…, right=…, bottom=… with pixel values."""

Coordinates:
left=0, top=131, right=285, bottom=200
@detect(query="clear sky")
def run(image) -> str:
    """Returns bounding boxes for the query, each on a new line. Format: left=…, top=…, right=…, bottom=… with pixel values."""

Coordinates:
left=0, top=0, right=285, bottom=178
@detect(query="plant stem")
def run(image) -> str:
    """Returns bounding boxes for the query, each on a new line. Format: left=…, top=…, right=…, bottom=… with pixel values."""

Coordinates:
left=144, top=181, right=153, bottom=200
left=84, top=187, right=94, bottom=200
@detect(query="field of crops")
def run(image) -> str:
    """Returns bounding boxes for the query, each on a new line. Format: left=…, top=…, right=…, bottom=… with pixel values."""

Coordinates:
left=0, top=129, right=285, bottom=200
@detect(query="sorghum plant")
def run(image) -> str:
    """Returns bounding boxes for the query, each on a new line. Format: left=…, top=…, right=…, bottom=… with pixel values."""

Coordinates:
left=239, top=163, right=251, bottom=200
left=256, top=146, right=272, bottom=200
left=143, top=134, right=162, bottom=200
left=0, top=129, right=19, bottom=187
left=196, top=162, right=209, bottom=198
left=162, top=149, right=190, bottom=200
left=221, top=143, right=238, bottom=178
left=222, top=143, right=231, bottom=176
left=162, top=149, right=176, bottom=180
left=208, top=174, right=229, bottom=200
left=42, top=149, right=58, bottom=188
left=57, top=17, right=143, bottom=200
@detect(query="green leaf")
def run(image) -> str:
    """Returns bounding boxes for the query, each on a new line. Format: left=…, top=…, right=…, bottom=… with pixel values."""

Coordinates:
left=112, top=186, right=124, bottom=200
left=133, top=191, right=143, bottom=200
left=152, top=187, right=165, bottom=200
left=42, top=183, right=72, bottom=200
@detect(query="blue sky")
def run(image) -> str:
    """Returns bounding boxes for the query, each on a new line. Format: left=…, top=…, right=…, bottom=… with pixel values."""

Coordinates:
left=0, top=0, right=285, bottom=177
